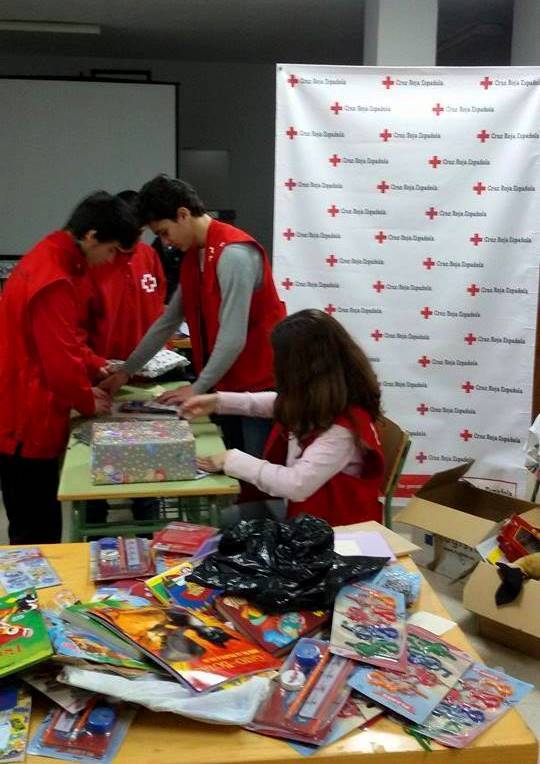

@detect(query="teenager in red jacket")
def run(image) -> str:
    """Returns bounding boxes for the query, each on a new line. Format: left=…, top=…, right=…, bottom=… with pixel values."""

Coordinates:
left=183, top=310, right=385, bottom=527
left=84, top=191, right=167, bottom=524
left=0, top=192, right=140, bottom=544
left=102, top=175, right=285, bottom=459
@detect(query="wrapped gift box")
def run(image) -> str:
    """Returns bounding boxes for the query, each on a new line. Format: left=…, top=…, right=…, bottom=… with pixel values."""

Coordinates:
left=91, top=420, right=197, bottom=484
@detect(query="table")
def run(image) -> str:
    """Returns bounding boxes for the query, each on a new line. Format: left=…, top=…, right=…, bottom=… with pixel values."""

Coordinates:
left=25, top=541, right=538, bottom=764
left=58, top=385, right=239, bottom=539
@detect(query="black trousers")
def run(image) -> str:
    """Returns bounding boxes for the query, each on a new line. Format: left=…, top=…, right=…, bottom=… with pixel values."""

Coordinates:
left=0, top=451, right=62, bottom=544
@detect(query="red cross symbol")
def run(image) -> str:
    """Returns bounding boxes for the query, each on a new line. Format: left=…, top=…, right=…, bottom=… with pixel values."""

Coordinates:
left=467, top=283, right=480, bottom=297
left=470, top=233, right=483, bottom=246
left=425, top=207, right=438, bottom=220
left=416, top=451, right=428, bottom=464
left=428, top=155, right=442, bottom=169
left=327, top=204, right=339, bottom=217
left=288, top=74, right=299, bottom=88
left=329, top=154, right=341, bottom=167
left=462, top=381, right=474, bottom=394
left=325, top=304, right=337, bottom=316
left=141, top=273, right=158, bottom=293
left=432, top=103, right=444, bottom=116
left=283, top=228, right=295, bottom=241
left=371, top=329, right=383, bottom=342
left=330, top=101, right=343, bottom=115
left=374, top=230, right=387, bottom=244
left=417, top=403, right=429, bottom=416
left=286, top=126, right=298, bottom=140
left=480, top=76, right=493, bottom=90
left=326, top=254, right=338, bottom=267
left=423, top=257, right=436, bottom=270
left=281, top=278, right=294, bottom=291
left=418, top=355, right=431, bottom=368
left=477, top=129, right=490, bottom=143
left=460, top=429, right=473, bottom=442
left=420, top=306, right=433, bottom=320
left=473, top=181, right=486, bottom=195
left=380, top=128, right=392, bottom=142
left=373, top=280, right=385, bottom=293
left=377, top=180, right=390, bottom=193
left=284, top=178, right=297, bottom=191
left=382, top=75, right=395, bottom=89
left=464, top=332, right=477, bottom=346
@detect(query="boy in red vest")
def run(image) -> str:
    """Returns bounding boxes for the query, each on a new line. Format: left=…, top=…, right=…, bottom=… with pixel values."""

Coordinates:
left=0, top=192, right=140, bottom=544
left=84, top=191, right=167, bottom=523
left=102, top=175, right=285, bottom=457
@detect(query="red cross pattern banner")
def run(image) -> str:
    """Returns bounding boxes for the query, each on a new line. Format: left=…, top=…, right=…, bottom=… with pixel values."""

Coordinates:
left=273, top=65, right=540, bottom=499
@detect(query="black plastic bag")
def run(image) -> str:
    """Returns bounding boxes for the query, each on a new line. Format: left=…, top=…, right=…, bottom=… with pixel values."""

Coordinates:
left=186, top=514, right=389, bottom=611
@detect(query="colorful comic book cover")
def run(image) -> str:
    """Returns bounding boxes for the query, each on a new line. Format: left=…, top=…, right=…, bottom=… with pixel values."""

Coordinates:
left=348, top=625, right=473, bottom=725
left=215, top=596, right=329, bottom=656
left=0, top=683, right=31, bottom=763
left=0, top=590, right=53, bottom=678
left=86, top=604, right=281, bottom=692
left=0, top=549, right=60, bottom=594
left=146, top=561, right=221, bottom=611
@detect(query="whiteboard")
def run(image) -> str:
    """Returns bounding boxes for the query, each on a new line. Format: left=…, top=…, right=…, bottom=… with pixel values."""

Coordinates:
left=0, top=78, right=177, bottom=254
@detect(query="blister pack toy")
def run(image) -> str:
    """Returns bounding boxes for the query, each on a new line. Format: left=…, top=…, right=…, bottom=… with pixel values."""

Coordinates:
left=413, top=663, right=534, bottom=748
left=497, top=515, right=540, bottom=562
left=330, top=583, right=408, bottom=672
left=89, top=538, right=154, bottom=581
left=247, top=638, right=354, bottom=745
left=371, top=565, right=422, bottom=608
left=27, top=698, right=135, bottom=764
left=348, top=626, right=473, bottom=724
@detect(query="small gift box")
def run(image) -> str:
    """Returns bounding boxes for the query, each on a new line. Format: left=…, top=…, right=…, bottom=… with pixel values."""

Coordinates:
left=91, top=419, right=197, bottom=484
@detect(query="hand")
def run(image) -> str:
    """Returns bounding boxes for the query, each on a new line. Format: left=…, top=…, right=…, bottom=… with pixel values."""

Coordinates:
left=157, top=384, right=196, bottom=406
left=197, top=452, right=228, bottom=473
left=92, top=387, right=112, bottom=415
left=99, top=370, right=129, bottom=395
left=181, top=394, right=218, bottom=421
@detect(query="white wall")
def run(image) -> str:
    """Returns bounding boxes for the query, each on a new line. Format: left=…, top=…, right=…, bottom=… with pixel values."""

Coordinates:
left=0, top=55, right=276, bottom=252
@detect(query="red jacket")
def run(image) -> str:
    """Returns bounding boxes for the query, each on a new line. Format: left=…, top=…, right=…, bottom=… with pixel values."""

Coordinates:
left=0, top=231, right=96, bottom=459
left=264, top=407, right=385, bottom=526
left=180, top=220, right=285, bottom=392
left=85, top=242, right=166, bottom=361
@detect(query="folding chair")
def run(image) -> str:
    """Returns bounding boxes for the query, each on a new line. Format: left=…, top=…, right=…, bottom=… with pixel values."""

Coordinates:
left=377, top=416, right=411, bottom=529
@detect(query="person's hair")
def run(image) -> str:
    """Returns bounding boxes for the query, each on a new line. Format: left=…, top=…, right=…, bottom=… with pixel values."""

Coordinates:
left=272, top=309, right=382, bottom=445
left=137, top=175, right=206, bottom=223
left=65, top=191, right=140, bottom=249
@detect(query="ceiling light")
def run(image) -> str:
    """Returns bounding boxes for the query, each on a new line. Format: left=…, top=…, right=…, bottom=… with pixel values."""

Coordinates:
left=0, top=20, right=101, bottom=35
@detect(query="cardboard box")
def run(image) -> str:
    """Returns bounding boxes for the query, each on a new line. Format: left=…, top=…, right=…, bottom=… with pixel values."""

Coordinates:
left=91, top=419, right=196, bottom=485
left=394, top=461, right=537, bottom=578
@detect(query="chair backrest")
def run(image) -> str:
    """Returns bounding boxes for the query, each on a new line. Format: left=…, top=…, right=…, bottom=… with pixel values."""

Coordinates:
left=377, top=415, right=410, bottom=496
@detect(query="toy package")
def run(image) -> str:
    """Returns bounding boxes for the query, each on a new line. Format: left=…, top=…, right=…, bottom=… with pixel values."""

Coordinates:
left=27, top=698, right=136, bottom=764
left=247, top=639, right=355, bottom=745
left=151, top=522, right=219, bottom=555
left=0, top=682, right=31, bottom=762
left=0, top=548, right=61, bottom=594
left=370, top=565, right=422, bottom=608
left=91, top=419, right=196, bottom=485
left=330, top=583, right=408, bottom=672
left=89, top=538, right=154, bottom=582
left=23, top=664, right=93, bottom=714
left=348, top=626, right=473, bottom=724
left=413, top=663, right=534, bottom=748
left=496, top=515, right=540, bottom=562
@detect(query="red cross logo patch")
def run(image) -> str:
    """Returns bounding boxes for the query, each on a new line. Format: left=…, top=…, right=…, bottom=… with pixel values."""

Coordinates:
left=141, top=273, right=158, bottom=293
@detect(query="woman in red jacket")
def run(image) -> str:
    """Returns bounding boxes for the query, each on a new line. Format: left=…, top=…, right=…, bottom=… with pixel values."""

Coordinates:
left=183, top=310, right=384, bottom=527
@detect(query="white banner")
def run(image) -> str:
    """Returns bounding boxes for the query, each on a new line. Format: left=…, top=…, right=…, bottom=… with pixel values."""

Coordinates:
left=273, top=65, right=540, bottom=498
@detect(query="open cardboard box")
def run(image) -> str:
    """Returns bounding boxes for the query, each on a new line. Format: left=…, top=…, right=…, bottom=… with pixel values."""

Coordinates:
left=395, top=462, right=540, bottom=656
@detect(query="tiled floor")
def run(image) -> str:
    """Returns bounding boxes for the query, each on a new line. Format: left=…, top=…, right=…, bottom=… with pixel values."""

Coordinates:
left=0, top=503, right=538, bottom=753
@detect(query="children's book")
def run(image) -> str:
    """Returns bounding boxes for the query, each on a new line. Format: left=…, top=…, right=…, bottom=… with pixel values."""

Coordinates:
left=215, top=595, right=329, bottom=656
left=146, top=561, right=221, bottom=611
left=86, top=603, right=281, bottom=692
left=0, top=590, right=53, bottom=678
left=0, top=549, right=61, bottom=594
left=0, top=682, right=31, bottom=763
left=348, top=625, right=473, bottom=725
left=49, top=606, right=151, bottom=670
